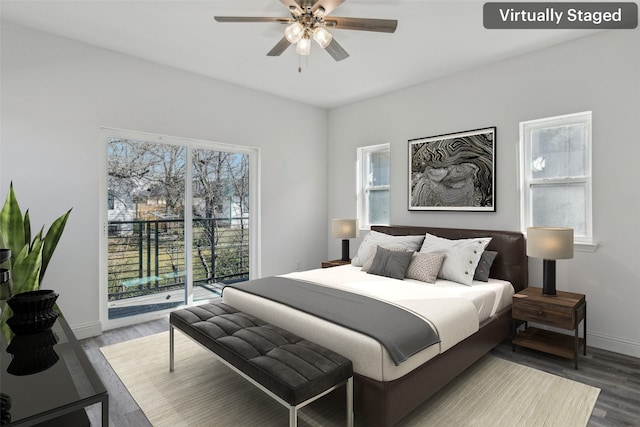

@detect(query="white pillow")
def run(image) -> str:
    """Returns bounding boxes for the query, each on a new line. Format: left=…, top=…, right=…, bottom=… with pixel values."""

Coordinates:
left=419, top=233, right=492, bottom=286
left=351, top=231, right=424, bottom=267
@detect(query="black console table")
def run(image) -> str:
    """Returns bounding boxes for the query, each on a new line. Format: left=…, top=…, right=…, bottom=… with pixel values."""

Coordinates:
left=1, top=317, right=108, bottom=426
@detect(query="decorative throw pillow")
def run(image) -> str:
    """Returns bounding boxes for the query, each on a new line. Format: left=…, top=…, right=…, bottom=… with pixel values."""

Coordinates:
left=406, top=252, right=447, bottom=284
left=366, top=246, right=415, bottom=280
left=351, top=231, right=424, bottom=267
left=419, top=233, right=492, bottom=286
left=361, top=245, right=410, bottom=272
left=473, top=250, right=498, bottom=282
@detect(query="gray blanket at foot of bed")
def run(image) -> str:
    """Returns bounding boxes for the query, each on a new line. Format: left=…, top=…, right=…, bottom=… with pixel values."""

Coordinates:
left=225, top=277, right=440, bottom=365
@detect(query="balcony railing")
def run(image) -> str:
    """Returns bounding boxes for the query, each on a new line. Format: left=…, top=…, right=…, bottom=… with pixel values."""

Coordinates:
left=107, top=217, right=249, bottom=301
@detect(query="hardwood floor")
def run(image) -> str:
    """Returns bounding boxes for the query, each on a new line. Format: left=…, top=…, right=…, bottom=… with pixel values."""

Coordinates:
left=81, top=317, right=640, bottom=426
left=81, top=318, right=168, bottom=427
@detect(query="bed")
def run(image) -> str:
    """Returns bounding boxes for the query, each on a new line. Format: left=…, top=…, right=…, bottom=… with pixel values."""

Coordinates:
left=222, top=225, right=527, bottom=426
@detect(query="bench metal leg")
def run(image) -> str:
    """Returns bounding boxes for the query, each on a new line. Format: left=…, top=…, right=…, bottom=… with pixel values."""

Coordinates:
left=347, top=377, right=354, bottom=427
left=289, top=406, right=298, bottom=427
left=169, top=325, right=175, bottom=372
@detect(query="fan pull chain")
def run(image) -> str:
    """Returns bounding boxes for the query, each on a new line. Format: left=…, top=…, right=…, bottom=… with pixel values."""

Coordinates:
left=297, top=54, right=309, bottom=73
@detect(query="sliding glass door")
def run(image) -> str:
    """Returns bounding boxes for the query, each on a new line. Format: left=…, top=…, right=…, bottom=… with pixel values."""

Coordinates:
left=101, top=129, right=258, bottom=328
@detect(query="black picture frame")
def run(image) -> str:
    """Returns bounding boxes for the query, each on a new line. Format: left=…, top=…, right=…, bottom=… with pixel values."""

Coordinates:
left=408, top=127, right=496, bottom=211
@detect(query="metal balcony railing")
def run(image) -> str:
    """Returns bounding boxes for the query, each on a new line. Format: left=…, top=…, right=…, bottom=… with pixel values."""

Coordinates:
left=107, top=217, right=249, bottom=301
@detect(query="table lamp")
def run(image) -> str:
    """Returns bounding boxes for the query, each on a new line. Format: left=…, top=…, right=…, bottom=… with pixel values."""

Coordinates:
left=332, top=219, right=358, bottom=262
left=526, top=227, right=574, bottom=296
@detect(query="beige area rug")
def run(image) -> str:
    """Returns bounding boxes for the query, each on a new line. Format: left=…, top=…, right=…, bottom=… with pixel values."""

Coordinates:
left=101, top=331, right=600, bottom=427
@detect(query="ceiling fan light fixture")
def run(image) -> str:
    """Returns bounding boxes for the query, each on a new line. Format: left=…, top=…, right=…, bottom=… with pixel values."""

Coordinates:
left=312, top=27, right=332, bottom=49
left=284, top=22, right=304, bottom=43
left=289, top=5, right=301, bottom=18
left=313, top=6, right=326, bottom=18
left=296, top=36, right=311, bottom=55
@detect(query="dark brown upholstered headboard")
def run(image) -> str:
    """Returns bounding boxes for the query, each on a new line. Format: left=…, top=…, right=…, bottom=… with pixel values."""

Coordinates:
left=371, top=225, right=528, bottom=292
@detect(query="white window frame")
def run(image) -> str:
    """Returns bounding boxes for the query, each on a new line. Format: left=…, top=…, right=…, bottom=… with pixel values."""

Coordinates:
left=99, top=127, right=261, bottom=330
left=519, top=111, right=595, bottom=249
left=357, top=143, right=390, bottom=230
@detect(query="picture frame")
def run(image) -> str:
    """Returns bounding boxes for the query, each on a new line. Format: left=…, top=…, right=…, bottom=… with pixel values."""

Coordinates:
left=408, top=127, right=496, bottom=211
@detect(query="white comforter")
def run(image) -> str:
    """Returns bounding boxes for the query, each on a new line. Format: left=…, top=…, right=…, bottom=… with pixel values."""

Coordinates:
left=222, top=265, right=513, bottom=381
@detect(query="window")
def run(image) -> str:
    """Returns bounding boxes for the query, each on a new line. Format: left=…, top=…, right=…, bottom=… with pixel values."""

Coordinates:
left=519, top=112, right=593, bottom=244
left=357, top=144, right=390, bottom=228
left=100, top=128, right=259, bottom=328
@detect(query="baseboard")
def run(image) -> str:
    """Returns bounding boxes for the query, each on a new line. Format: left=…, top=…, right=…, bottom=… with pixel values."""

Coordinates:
left=588, top=331, right=640, bottom=359
left=70, top=320, right=102, bottom=340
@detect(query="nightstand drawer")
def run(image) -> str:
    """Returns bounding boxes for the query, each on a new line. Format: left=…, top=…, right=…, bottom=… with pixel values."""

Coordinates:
left=512, top=301, right=574, bottom=329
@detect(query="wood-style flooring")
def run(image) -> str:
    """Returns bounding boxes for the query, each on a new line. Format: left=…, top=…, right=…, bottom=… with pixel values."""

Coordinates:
left=81, top=317, right=640, bottom=426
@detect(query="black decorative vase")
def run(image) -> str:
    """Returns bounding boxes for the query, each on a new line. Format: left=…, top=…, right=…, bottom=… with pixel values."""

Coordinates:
left=6, top=290, right=59, bottom=335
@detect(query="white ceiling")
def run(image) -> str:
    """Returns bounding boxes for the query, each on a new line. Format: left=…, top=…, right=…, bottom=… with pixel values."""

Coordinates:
left=1, top=0, right=599, bottom=109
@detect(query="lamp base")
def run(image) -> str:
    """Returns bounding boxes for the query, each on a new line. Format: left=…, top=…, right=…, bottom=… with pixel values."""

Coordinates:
left=341, top=239, right=350, bottom=262
left=542, top=259, right=557, bottom=296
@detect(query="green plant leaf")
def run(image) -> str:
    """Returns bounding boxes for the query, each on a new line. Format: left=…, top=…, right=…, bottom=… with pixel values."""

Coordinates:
left=24, top=209, right=31, bottom=250
left=11, top=238, right=42, bottom=295
left=40, top=208, right=72, bottom=284
left=0, top=182, right=26, bottom=266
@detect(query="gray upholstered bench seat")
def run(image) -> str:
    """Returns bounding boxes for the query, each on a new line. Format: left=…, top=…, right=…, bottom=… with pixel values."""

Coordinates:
left=169, top=302, right=354, bottom=427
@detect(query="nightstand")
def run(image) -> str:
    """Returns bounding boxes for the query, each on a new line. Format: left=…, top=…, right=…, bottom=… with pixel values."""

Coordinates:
left=321, top=259, right=351, bottom=268
left=511, top=286, right=587, bottom=369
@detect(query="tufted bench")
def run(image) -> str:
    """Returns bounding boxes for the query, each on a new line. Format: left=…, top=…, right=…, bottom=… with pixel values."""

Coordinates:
left=169, top=302, right=354, bottom=427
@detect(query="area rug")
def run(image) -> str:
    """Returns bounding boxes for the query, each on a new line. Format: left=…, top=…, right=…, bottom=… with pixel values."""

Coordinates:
left=101, top=331, right=600, bottom=427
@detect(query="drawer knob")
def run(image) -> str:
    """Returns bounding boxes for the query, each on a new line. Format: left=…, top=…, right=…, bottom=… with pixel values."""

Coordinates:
left=538, top=310, right=543, bottom=315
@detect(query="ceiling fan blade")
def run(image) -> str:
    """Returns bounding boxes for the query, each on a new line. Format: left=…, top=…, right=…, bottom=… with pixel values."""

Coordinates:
left=324, top=38, right=349, bottom=62
left=267, top=36, right=292, bottom=56
left=214, top=16, right=289, bottom=23
left=314, top=0, right=345, bottom=16
left=279, top=0, right=303, bottom=14
left=325, top=17, right=398, bottom=33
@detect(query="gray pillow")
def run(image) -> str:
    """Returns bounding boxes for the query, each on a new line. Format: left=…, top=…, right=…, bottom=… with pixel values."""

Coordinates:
left=351, top=231, right=424, bottom=267
left=406, top=252, right=447, bottom=284
left=366, top=246, right=414, bottom=280
left=419, top=233, right=492, bottom=286
left=473, top=250, right=498, bottom=282
left=361, top=245, right=410, bottom=272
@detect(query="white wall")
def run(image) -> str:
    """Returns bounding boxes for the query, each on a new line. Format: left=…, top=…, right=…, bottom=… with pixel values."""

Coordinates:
left=327, top=30, right=640, bottom=357
left=0, top=23, right=329, bottom=336
left=3, top=22, right=639, bottom=358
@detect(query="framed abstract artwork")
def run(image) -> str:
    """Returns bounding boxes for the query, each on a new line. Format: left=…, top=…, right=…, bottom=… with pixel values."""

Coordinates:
left=408, top=127, right=496, bottom=211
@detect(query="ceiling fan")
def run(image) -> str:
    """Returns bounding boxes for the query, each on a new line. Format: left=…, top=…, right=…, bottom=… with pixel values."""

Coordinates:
left=214, top=0, right=398, bottom=62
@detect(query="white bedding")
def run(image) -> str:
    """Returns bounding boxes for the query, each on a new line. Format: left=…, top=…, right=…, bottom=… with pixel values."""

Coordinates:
left=222, top=265, right=514, bottom=381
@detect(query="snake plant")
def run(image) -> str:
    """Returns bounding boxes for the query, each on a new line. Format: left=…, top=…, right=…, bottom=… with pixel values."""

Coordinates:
left=0, top=182, right=71, bottom=299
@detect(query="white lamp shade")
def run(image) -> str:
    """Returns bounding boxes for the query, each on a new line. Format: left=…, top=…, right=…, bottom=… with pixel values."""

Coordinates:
left=332, top=219, right=358, bottom=239
left=284, top=22, right=304, bottom=43
left=312, top=27, right=333, bottom=48
left=295, top=37, right=311, bottom=55
left=526, top=227, right=574, bottom=260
